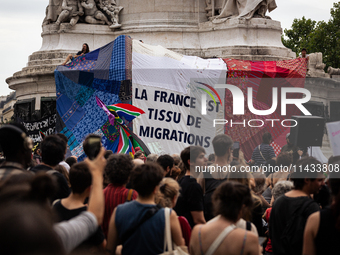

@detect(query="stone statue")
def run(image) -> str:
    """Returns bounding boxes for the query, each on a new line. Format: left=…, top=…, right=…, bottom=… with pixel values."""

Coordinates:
left=308, top=52, right=328, bottom=78
left=43, top=0, right=63, bottom=25
left=212, top=0, right=277, bottom=22
left=328, top=66, right=340, bottom=78
left=81, top=0, right=112, bottom=25
left=98, top=0, right=124, bottom=28
left=55, top=0, right=84, bottom=26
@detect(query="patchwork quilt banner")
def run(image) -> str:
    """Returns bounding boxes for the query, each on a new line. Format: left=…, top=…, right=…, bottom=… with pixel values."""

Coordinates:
left=55, top=35, right=132, bottom=160
left=223, top=58, right=308, bottom=160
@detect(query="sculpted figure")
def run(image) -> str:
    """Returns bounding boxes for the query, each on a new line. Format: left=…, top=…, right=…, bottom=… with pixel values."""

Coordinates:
left=55, top=0, right=84, bottom=26
left=81, top=0, right=112, bottom=25
left=99, top=0, right=123, bottom=28
left=213, top=0, right=277, bottom=21
left=43, top=0, right=63, bottom=25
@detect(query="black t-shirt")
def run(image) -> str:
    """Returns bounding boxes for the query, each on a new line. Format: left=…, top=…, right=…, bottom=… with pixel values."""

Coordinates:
left=315, top=207, right=340, bottom=255
left=202, top=171, right=227, bottom=222
left=269, top=195, right=319, bottom=255
left=76, top=51, right=83, bottom=56
left=53, top=200, right=105, bottom=249
left=30, top=164, right=70, bottom=202
left=174, top=175, right=204, bottom=228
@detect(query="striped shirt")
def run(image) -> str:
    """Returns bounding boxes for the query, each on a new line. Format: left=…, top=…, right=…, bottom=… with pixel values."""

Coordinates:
left=102, top=185, right=138, bottom=237
left=54, top=211, right=97, bottom=254
left=251, top=143, right=275, bottom=166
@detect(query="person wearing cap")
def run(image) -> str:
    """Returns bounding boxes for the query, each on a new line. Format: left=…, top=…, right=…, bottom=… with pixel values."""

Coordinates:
left=0, top=123, right=33, bottom=181
left=281, top=133, right=303, bottom=164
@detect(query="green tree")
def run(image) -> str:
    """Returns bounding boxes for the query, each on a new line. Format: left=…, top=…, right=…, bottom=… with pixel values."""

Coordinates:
left=282, top=2, right=340, bottom=69
left=282, top=16, right=316, bottom=56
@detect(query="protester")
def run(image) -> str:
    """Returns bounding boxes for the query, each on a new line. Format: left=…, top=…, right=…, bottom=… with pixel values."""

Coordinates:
left=269, top=157, right=324, bottom=255
left=104, top=150, right=114, bottom=160
left=169, top=165, right=181, bottom=180
left=146, top=153, right=158, bottom=163
left=174, top=146, right=206, bottom=228
left=65, top=156, right=77, bottom=168
left=102, top=154, right=137, bottom=238
left=62, top=43, right=90, bottom=65
left=207, top=153, right=215, bottom=165
left=280, top=133, right=302, bottom=164
left=0, top=147, right=107, bottom=254
left=252, top=172, right=270, bottom=211
left=299, top=48, right=309, bottom=59
left=0, top=123, right=33, bottom=181
left=156, top=154, right=174, bottom=177
left=155, top=177, right=191, bottom=246
left=303, top=167, right=340, bottom=255
left=263, top=181, right=293, bottom=255
left=190, top=182, right=260, bottom=255
left=172, top=154, right=181, bottom=166
left=54, top=165, right=70, bottom=187
left=29, top=135, right=71, bottom=202
left=228, top=169, right=263, bottom=236
left=106, top=163, right=184, bottom=255
left=200, top=134, right=233, bottom=222
left=56, top=133, right=70, bottom=172
left=132, top=158, right=144, bottom=167
left=134, top=150, right=146, bottom=162
left=53, top=162, right=105, bottom=252
left=251, top=132, right=276, bottom=167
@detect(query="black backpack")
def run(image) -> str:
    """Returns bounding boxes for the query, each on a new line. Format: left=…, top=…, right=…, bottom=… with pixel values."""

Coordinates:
left=280, top=199, right=316, bottom=254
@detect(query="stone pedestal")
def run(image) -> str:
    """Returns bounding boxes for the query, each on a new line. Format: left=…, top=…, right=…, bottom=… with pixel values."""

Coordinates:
left=6, top=0, right=296, bottom=119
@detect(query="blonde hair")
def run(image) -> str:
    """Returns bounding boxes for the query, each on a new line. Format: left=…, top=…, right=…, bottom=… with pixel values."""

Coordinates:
left=155, top=178, right=180, bottom=208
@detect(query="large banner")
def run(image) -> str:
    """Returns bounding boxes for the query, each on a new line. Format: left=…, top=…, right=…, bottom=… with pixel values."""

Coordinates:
left=326, top=121, right=340, bottom=157
left=132, top=40, right=227, bottom=155
left=55, top=35, right=132, bottom=160
left=21, top=114, right=56, bottom=143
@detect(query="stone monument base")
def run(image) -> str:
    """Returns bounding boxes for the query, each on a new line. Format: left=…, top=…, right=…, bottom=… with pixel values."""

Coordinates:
left=7, top=18, right=295, bottom=113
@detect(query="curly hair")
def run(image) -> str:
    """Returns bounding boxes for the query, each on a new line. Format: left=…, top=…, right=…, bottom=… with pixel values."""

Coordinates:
left=272, top=181, right=293, bottom=201
left=105, top=154, right=134, bottom=186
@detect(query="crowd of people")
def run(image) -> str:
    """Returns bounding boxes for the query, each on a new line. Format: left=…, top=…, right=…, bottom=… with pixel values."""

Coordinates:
left=0, top=123, right=339, bottom=255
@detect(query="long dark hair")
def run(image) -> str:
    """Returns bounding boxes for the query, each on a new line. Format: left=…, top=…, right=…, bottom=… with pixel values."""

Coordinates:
left=83, top=43, right=90, bottom=53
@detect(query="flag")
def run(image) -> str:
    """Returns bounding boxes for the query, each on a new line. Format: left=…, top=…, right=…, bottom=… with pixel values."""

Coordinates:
left=55, top=35, right=133, bottom=160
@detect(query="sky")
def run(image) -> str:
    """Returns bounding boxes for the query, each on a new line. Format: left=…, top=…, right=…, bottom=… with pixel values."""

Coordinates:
left=0, top=0, right=337, bottom=96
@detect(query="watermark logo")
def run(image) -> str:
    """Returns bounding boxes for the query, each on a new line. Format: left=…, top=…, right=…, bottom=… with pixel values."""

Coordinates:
left=198, top=84, right=312, bottom=116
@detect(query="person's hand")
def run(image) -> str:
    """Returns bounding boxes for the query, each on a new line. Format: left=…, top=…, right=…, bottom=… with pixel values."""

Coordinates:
left=84, top=147, right=106, bottom=176
left=259, top=244, right=263, bottom=255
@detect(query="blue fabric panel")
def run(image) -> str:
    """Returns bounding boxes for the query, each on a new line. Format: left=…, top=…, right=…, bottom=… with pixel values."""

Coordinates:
left=94, top=41, right=114, bottom=80
left=85, top=48, right=100, bottom=60
left=78, top=71, right=94, bottom=86
left=60, top=127, right=80, bottom=151
left=109, top=35, right=126, bottom=81
left=56, top=93, right=85, bottom=131
left=55, top=70, right=81, bottom=101
left=92, top=78, right=121, bottom=94
left=71, top=91, right=120, bottom=141
left=75, top=86, right=95, bottom=107
left=57, top=66, right=80, bottom=84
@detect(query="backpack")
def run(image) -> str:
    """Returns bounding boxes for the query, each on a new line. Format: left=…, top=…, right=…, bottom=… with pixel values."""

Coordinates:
left=280, top=199, right=315, bottom=254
